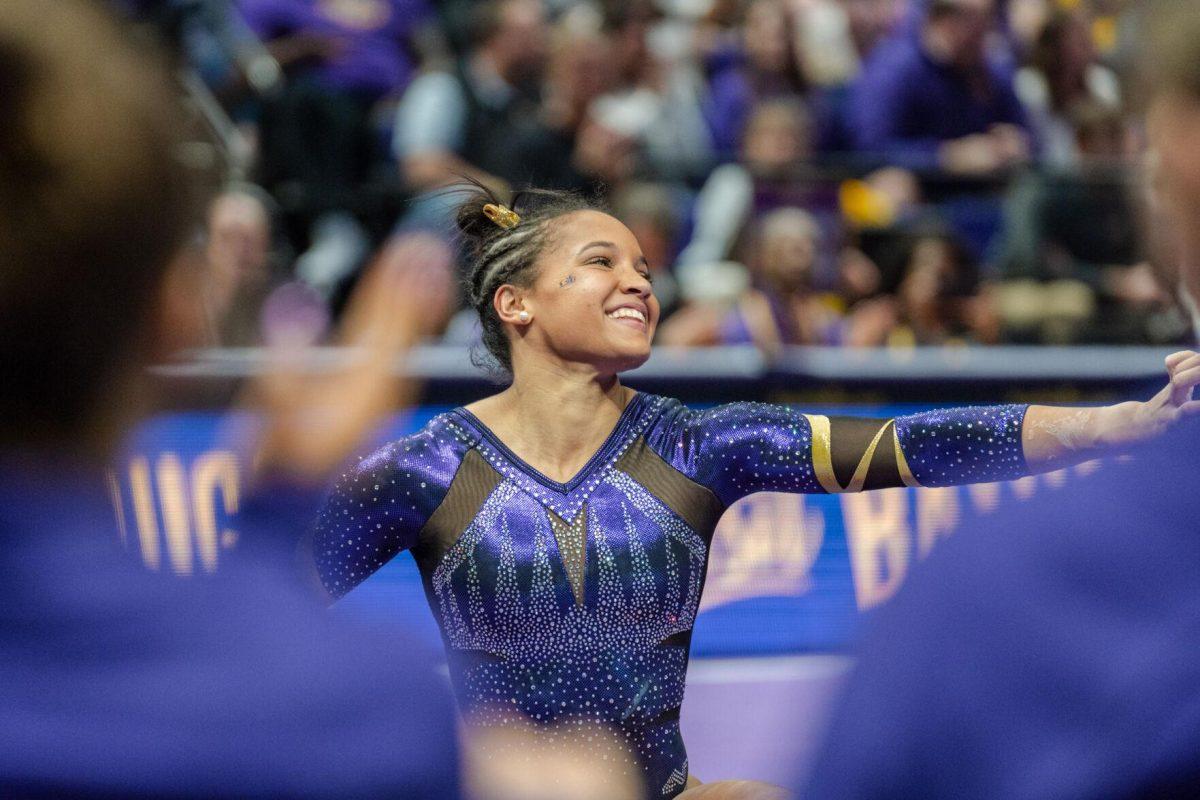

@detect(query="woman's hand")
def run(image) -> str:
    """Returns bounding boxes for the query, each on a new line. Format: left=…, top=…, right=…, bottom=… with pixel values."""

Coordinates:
left=1117, top=350, right=1200, bottom=445
left=247, top=235, right=444, bottom=485
left=1024, top=351, right=1200, bottom=473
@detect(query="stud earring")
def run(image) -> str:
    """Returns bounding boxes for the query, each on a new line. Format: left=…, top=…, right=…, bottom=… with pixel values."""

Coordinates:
left=518, top=311, right=530, bottom=323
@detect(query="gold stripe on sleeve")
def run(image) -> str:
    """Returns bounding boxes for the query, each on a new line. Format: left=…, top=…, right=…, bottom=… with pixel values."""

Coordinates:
left=804, top=414, right=893, bottom=493
left=804, top=414, right=843, bottom=493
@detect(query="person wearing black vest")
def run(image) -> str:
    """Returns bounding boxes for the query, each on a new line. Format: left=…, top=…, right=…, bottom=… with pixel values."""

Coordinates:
left=394, top=0, right=546, bottom=197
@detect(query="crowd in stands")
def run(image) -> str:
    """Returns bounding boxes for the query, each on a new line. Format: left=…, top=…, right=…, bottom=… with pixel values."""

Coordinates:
left=120, top=0, right=1190, bottom=354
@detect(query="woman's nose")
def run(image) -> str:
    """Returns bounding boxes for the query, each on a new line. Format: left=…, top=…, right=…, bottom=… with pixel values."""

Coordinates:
left=622, top=267, right=652, bottom=296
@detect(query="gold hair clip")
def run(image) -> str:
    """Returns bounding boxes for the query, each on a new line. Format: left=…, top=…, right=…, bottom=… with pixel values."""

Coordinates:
left=482, top=203, right=520, bottom=230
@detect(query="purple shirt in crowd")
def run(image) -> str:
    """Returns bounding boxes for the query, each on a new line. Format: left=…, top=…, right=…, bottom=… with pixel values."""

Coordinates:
left=850, top=33, right=1028, bottom=169
left=237, top=0, right=430, bottom=97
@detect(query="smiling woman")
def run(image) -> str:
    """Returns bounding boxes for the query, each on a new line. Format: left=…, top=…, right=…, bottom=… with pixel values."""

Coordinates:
left=309, top=182, right=1200, bottom=799
left=453, top=185, right=659, bottom=379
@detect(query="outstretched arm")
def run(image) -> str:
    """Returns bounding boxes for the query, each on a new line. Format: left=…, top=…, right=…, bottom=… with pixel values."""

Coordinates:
left=809, top=346, right=1200, bottom=490
left=675, top=351, right=1200, bottom=504
left=811, top=405, right=1027, bottom=492
left=672, top=402, right=1028, bottom=505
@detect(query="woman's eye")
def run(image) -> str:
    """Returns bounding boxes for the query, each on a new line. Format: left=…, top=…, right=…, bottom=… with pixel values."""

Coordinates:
left=588, top=256, right=612, bottom=267
left=640, top=271, right=654, bottom=284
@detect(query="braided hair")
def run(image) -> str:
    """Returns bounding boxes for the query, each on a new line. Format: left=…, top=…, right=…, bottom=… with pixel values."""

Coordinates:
left=455, top=181, right=604, bottom=374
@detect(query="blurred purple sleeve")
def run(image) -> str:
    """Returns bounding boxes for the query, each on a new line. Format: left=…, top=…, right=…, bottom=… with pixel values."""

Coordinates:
left=851, top=57, right=945, bottom=169
left=391, top=0, right=434, bottom=35
left=703, top=69, right=753, bottom=159
left=718, top=306, right=754, bottom=345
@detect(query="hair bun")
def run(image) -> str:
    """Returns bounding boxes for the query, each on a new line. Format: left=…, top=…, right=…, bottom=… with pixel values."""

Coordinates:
left=453, top=179, right=509, bottom=257
left=482, top=203, right=520, bottom=230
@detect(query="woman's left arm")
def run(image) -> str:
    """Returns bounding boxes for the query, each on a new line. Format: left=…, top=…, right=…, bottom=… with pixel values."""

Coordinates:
left=1022, top=350, right=1200, bottom=473
left=672, top=351, right=1200, bottom=504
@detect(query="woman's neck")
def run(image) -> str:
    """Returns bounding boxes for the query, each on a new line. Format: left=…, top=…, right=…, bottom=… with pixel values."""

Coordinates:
left=467, top=361, right=634, bottom=484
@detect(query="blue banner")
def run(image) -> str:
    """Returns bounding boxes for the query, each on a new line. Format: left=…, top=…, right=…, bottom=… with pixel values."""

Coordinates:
left=111, top=405, right=1098, bottom=656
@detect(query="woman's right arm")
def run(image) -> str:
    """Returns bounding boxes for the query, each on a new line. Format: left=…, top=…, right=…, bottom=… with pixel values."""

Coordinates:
left=306, top=429, right=461, bottom=603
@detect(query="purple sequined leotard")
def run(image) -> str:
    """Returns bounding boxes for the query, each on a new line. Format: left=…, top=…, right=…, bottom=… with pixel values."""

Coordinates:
left=314, top=395, right=1029, bottom=797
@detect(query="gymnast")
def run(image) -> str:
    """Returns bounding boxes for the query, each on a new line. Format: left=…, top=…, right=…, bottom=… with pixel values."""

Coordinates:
left=311, top=184, right=1200, bottom=799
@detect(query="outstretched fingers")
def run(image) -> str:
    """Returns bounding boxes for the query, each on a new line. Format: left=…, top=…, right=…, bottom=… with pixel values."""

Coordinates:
left=1169, top=361, right=1200, bottom=407
left=1165, top=350, right=1196, bottom=376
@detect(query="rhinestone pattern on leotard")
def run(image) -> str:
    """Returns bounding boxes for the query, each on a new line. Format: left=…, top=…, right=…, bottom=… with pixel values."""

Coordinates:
left=313, top=396, right=1029, bottom=798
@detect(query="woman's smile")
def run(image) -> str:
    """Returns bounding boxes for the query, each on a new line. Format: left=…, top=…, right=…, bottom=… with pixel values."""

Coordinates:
left=606, top=304, right=650, bottom=332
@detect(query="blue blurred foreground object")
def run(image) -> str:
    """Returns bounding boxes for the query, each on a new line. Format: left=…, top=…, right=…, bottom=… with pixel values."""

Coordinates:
left=803, top=418, right=1200, bottom=799
left=0, top=456, right=460, bottom=799
left=0, top=0, right=459, bottom=795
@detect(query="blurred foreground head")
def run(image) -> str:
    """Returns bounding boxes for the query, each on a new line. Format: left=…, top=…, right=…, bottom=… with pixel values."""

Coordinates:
left=1144, top=0, right=1200, bottom=322
left=0, top=0, right=214, bottom=456
left=1145, top=0, right=1200, bottom=230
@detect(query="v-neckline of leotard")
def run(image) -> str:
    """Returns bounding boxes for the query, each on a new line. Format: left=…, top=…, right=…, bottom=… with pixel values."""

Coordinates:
left=453, top=392, right=649, bottom=495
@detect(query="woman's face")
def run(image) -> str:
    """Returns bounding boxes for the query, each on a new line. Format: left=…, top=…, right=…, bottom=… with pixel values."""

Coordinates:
left=742, top=107, right=808, bottom=171
left=901, top=238, right=955, bottom=309
left=512, top=211, right=659, bottom=374
left=761, top=227, right=817, bottom=291
left=744, top=0, right=789, bottom=75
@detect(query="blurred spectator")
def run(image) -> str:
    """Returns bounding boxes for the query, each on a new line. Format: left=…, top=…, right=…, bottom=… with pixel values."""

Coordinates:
left=792, top=0, right=907, bottom=153
left=98, top=0, right=1174, bottom=351
left=703, top=0, right=807, bottom=159
left=836, top=243, right=888, bottom=308
left=663, top=201, right=842, bottom=351
left=998, top=103, right=1136, bottom=288
left=239, top=0, right=436, bottom=296
left=994, top=101, right=1188, bottom=344
left=589, top=0, right=714, bottom=181
left=241, top=0, right=431, bottom=197
left=1004, top=0, right=1052, bottom=53
left=654, top=260, right=750, bottom=347
left=846, top=225, right=999, bottom=346
left=720, top=208, right=845, bottom=351
left=0, top=1, right=460, bottom=797
left=115, top=0, right=274, bottom=104
left=602, top=0, right=661, bottom=90
left=677, top=99, right=822, bottom=273
left=504, top=5, right=618, bottom=193
left=239, top=0, right=429, bottom=105
left=1014, top=8, right=1122, bottom=168
left=793, top=0, right=860, bottom=90
left=570, top=99, right=645, bottom=191
left=204, top=185, right=287, bottom=346
left=393, top=0, right=546, bottom=198
left=841, top=0, right=906, bottom=64
left=851, top=0, right=1032, bottom=175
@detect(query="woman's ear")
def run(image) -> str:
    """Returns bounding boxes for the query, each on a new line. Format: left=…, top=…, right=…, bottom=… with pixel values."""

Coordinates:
left=494, top=284, right=533, bottom=326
